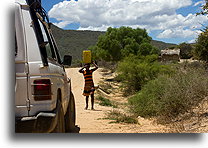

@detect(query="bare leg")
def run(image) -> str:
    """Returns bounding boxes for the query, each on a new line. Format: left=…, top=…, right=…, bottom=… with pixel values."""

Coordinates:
left=85, top=96, right=89, bottom=110
left=91, top=94, right=94, bottom=110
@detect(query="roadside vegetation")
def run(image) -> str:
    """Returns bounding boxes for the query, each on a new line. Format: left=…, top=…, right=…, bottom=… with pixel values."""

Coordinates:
left=193, top=26, right=208, bottom=64
left=91, top=2, right=208, bottom=129
left=194, top=0, right=208, bottom=64
left=116, top=54, right=173, bottom=95
left=96, top=96, right=117, bottom=108
left=90, top=26, right=159, bottom=62
left=106, top=110, right=138, bottom=124
left=128, top=63, right=208, bottom=123
left=177, top=42, right=193, bottom=59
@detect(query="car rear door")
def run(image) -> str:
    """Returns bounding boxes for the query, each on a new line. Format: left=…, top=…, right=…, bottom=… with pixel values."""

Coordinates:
left=15, top=3, right=29, bottom=117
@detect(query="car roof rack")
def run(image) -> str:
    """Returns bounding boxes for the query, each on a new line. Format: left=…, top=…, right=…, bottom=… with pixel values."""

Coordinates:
left=26, top=0, right=50, bottom=25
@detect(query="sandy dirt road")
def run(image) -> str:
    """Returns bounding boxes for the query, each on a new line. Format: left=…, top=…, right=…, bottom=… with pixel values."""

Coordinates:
left=66, top=68, right=169, bottom=133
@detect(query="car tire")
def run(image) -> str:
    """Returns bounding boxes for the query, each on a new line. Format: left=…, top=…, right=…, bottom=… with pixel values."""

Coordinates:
left=53, top=99, right=65, bottom=133
left=65, top=92, right=76, bottom=132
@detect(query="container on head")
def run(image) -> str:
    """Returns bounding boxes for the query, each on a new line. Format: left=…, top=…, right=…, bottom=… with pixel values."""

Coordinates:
left=83, top=50, right=91, bottom=64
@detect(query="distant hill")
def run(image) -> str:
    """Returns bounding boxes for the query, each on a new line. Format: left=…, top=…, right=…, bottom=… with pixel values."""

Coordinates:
left=51, top=24, right=176, bottom=61
left=51, top=24, right=104, bottom=61
left=150, top=40, right=176, bottom=51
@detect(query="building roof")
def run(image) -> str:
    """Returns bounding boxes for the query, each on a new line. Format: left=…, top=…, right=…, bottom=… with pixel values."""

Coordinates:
left=161, top=48, right=180, bottom=55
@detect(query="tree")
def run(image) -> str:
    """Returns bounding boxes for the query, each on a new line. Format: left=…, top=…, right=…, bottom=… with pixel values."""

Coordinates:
left=138, top=42, right=159, bottom=56
left=193, top=27, right=208, bottom=63
left=197, top=0, right=208, bottom=16
left=91, top=26, right=157, bottom=62
left=177, top=42, right=193, bottom=59
left=194, top=0, right=208, bottom=63
left=116, top=54, right=171, bottom=94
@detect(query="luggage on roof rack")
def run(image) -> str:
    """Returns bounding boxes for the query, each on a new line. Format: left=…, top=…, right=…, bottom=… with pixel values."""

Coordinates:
left=27, top=0, right=41, bottom=9
left=27, top=0, right=50, bottom=25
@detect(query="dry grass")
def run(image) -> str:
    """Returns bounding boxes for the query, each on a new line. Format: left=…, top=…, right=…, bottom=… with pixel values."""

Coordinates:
left=106, top=110, right=138, bottom=124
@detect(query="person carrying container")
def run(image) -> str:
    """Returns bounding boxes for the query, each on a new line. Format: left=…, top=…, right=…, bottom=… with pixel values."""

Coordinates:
left=79, top=62, right=98, bottom=110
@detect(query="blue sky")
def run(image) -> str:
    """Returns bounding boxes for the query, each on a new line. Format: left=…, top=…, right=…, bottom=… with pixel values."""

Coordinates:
left=42, top=0, right=208, bottom=44
left=42, top=0, right=79, bottom=29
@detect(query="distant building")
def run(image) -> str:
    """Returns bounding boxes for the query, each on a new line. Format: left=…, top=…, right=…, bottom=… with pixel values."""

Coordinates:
left=160, top=48, right=180, bottom=62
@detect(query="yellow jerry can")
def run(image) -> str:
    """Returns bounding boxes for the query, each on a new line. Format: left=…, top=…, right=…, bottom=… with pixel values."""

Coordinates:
left=83, top=50, right=91, bottom=64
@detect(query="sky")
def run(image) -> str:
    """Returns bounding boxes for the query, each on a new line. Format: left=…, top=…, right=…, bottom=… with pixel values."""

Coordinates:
left=42, top=0, right=208, bottom=44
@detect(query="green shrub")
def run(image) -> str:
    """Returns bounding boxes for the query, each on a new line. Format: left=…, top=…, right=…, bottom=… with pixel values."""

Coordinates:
left=107, top=110, right=138, bottom=124
left=177, top=42, right=193, bottom=59
left=116, top=54, right=172, bottom=95
left=128, top=66, right=208, bottom=123
left=91, top=26, right=156, bottom=62
left=96, top=96, right=117, bottom=108
left=193, top=27, right=208, bottom=63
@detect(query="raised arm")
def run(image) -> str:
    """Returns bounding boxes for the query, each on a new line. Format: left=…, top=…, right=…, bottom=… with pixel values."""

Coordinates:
left=91, top=61, right=98, bottom=71
left=79, top=65, right=85, bottom=73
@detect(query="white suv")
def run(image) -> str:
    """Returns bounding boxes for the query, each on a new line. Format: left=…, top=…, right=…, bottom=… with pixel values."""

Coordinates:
left=15, top=0, right=79, bottom=133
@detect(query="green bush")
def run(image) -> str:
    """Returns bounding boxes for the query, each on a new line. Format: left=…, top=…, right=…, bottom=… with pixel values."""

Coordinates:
left=116, top=54, right=172, bottom=95
left=193, top=27, right=208, bottom=63
left=128, top=65, right=208, bottom=122
left=107, top=110, right=138, bottom=124
left=91, top=26, right=157, bottom=62
left=177, top=42, right=193, bottom=59
left=96, top=96, right=117, bottom=108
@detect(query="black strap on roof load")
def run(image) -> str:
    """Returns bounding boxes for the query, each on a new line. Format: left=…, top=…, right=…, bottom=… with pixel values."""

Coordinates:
left=26, top=0, right=49, bottom=66
left=26, top=0, right=50, bottom=24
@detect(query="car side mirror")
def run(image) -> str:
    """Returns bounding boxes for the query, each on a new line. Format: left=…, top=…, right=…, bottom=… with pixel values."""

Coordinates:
left=63, top=55, right=72, bottom=66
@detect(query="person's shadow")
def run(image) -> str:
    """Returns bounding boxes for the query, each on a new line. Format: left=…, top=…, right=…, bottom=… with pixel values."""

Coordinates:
left=90, top=109, right=102, bottom=111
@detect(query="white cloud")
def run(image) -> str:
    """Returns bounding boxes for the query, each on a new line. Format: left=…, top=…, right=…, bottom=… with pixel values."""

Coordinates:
left=188, top=39, right=196, bottom=43
left=156, top=13, right=207, bottom=39
left=49, top=0, right=193, bottom=29
left=53, top=21, right=71, bottom=28
left=193, top=1, right=204, bottom=7
left=48, top=0, right=208, bottom=42
left=78, top=25, right=110, bottom=31
left=157, top=27, right=197, bottom=38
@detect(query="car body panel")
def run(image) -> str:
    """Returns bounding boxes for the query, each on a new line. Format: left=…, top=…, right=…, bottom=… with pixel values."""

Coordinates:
left=15, top=0, right=71, bottom=127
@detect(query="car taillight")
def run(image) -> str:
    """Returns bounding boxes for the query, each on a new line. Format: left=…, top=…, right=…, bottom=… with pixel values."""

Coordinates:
left=33, top=79, right=52, bottom=101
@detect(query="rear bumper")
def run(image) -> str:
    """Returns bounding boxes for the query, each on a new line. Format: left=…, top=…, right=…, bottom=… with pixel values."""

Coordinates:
left=15, top=112, right=58, bottom=133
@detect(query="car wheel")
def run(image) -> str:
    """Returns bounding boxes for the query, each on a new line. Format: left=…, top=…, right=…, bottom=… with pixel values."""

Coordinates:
left=53, top=99, right=65, bottom=133
left=65, top=92, right=76, bottom=132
